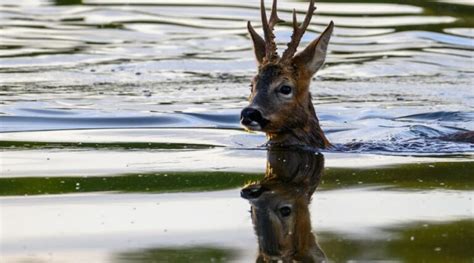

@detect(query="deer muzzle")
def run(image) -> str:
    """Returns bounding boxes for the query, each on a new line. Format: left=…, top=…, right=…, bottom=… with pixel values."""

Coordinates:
left=240, top=107, right=269, bottom=131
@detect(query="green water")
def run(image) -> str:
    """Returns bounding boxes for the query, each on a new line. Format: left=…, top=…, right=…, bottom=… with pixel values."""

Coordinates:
left=1, top=0, right=473, bottom=262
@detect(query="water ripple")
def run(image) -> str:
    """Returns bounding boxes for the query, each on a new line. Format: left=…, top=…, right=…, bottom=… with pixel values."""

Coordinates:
left=0, top=0, right=473, bottom=156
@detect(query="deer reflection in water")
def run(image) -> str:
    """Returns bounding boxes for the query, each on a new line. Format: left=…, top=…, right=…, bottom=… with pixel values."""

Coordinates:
left=241, top=150, right=326, bottom=262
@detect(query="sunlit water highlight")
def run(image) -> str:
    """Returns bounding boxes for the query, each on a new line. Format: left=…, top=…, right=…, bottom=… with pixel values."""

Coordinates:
left=0, top=0, right=473, bottom=262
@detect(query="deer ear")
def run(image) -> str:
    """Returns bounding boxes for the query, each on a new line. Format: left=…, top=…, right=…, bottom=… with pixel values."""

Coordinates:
left=292, top=21, right=334, bottom=76
left=248, top=21, right=266, bottom=65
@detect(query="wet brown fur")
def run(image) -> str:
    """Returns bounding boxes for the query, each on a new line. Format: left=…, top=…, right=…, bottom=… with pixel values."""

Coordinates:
left=440, top=131, right=474, bottom=143
left=249, top=62, right=331, bottom=149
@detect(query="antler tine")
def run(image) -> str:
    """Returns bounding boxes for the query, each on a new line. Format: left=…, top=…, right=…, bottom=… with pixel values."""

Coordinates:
left=260, top=0, right=282, bottom=62
left=260, top=0, right=270, bottom=40
left=292, top=9, right=298, bottom=31
left=281, top=0, right=316, bottom=62
left=269, top=0, right=283, bottom=28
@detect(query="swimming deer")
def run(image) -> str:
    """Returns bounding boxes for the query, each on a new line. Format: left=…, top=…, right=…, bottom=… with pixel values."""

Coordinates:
left=241, top=149, right=327, bottom=262
left=240, top=0, right=333, bottom=149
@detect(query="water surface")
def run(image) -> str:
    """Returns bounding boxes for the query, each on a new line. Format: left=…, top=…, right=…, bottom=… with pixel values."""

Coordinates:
left=1, top=0, right=473, bottom=262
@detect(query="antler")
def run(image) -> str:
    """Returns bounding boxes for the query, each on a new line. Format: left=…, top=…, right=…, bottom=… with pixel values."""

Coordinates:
left=281, top=0, right=316, bottom=62
left=260, top=0, right=283, bottom=62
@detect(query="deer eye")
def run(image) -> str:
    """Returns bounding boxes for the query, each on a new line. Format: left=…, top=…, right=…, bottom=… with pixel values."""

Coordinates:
left=279, top=206, right=292, bottom=217
left=279, top=85, right=292, bottom=96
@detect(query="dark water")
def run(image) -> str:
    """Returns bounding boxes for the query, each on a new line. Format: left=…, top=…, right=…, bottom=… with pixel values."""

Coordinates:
left=1, top=0, right=473, bottom=262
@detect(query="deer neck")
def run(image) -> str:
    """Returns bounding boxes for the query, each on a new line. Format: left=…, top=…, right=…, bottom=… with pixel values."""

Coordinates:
left=266, top=96, right=331, bottom=149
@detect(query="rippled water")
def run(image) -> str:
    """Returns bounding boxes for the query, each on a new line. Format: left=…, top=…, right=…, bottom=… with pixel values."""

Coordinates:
left=1, top=0, right=473, bottom=262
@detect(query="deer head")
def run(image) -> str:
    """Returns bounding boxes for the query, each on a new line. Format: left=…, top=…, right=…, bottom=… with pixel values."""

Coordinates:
left=241, top=150, right=326, bottom=262
left=240, top=0, right=333, bottom=149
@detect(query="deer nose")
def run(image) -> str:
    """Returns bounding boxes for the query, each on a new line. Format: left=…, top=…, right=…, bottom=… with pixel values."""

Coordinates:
left=240, top=107, right=263, bottom=126
left=241, top=185, right=267, bottom=199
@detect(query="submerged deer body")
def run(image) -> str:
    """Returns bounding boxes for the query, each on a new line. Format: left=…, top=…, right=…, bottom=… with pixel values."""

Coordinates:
left=241, top=0, right=333, bottom=149
left=241, top=150, right=326, bottom=262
